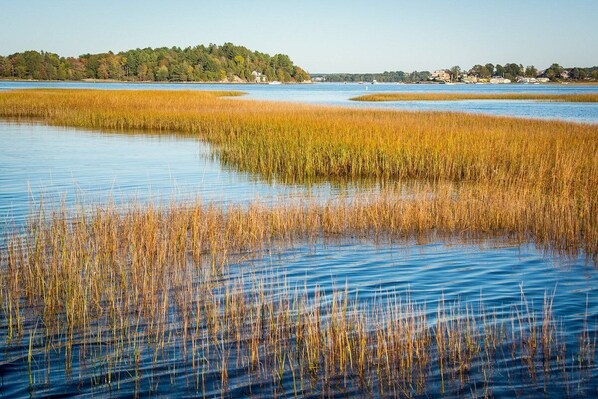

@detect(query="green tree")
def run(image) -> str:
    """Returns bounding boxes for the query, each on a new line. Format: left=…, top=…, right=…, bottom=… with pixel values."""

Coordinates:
left=525, top=65, right=537, bottom=77
left=449, top=66, right=461, bottom=82
left=545, top=63, right=563, bottom=81
left=155, top=65, right=169, bottom=81
left=495, top=64, right=505, bottom=77
left=0, top=43, right=310, bottom=83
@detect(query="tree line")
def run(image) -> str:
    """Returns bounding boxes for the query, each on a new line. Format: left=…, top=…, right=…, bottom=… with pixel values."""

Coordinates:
left=316, top=63, right=598, bottom=83
left=0, top=43, right=310, bottom=83
left=316, top=71, right=431, bottom=83
left=464, top=63, right=598, bottom=81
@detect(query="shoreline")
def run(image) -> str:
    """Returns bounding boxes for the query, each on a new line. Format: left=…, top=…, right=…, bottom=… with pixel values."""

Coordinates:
left=2, top=78, right=598, bottom=86
left=0, top=78, right=314, bottom=85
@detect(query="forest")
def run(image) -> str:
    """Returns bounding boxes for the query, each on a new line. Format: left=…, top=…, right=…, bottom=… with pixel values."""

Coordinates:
left=0, top=43, right=311, bottom=83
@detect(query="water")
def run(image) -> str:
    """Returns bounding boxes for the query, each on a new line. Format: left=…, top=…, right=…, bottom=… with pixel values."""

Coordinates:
left=0, top=89, right=596, bottom=397
left=1, top=80, right=597, bottom=123
left=0, top=122, right=361, bottom=224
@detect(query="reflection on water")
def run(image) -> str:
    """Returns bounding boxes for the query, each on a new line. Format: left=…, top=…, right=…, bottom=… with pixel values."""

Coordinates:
left=0, top=122, right=377, bottom=224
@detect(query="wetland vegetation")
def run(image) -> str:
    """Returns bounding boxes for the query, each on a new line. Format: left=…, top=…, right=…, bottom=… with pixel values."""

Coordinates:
left=1, top=199, right=596, bottom=397
left=0, top=88, right=597, bottom=397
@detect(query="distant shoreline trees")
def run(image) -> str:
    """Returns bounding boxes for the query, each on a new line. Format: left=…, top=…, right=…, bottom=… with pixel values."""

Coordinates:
left=315, top=63, right=598, bottom=83
left=315, top=71, right=432, bottom=83
left=0, top=43, right=310, bottom=83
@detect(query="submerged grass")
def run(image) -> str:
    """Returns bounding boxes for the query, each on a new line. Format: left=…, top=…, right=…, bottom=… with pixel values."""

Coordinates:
left=0, top=199, right=596, bottom=397
left=350, top=92, right=598, bottom=102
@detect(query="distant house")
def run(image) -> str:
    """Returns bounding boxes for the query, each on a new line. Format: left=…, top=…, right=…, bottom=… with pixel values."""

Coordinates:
left=251, top=70, right=267, bottom=83
left=560, top=70, right=570, bottom=79
left=489, top=77, right=511, bottom=84
left=462, top=75, right=478, bottom=84
left=517, top=77, right=538, bottom=84
left=430, top=70, right=451, bottom=82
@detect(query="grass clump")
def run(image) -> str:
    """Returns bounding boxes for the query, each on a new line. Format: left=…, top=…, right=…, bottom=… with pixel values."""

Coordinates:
left=350, top=92, right=598, bottom=102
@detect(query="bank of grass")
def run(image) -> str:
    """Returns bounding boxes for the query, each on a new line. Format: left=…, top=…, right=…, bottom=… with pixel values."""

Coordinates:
left=0, top=89, right=596, bottom=187
left=350, top=92, right=598, bottom=102
left=0, top=88, right=596, bottom=257
left=1, top=198, right=596, bottom=396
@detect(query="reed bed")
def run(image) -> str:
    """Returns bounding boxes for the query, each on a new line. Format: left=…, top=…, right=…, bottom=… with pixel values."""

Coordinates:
left=0, top=198, right=596, bottom=397
left=350, top=92, right=598, bottom=102
left=0, top=89, right=596, bottom=186
left=0, top=89, right=596, bottom=257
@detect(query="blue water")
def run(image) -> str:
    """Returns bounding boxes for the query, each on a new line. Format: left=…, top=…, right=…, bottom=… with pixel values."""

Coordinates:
left=1, top=80, right=597, bottom=123
left=0, top=122, right=366, bottom=224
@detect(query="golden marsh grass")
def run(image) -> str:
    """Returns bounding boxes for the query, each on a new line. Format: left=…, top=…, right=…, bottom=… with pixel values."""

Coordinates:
left=351, top=92, right=598, bottom=102
left=0, top=89, right=596, bottom=257
left=0, top=89, right=596, bottom=186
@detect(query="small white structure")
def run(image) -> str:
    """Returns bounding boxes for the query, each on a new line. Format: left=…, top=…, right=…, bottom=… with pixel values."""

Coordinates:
left=251, top=71, right=267, bottom=83
left=517, top=77, right=538, bottom=84
left=490, top=77, right=511, bottom=84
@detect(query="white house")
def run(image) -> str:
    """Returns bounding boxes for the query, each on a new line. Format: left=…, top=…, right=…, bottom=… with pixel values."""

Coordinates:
left=489, top=77, right=511, bottom=84
left=251, top=70, right=267, bottom=83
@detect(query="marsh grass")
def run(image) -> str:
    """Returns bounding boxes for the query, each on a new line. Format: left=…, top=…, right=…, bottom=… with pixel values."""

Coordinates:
left=351, top=92, right=598, bottom=102
left=0, top=89, right=596, bottom=186
left=0, top=89, right=596, bottom=257
left=0, top=198, right=596, bottom=397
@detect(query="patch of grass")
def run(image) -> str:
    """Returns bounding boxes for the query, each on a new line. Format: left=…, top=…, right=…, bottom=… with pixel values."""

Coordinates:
left=350, top=92, right=598, bottom=102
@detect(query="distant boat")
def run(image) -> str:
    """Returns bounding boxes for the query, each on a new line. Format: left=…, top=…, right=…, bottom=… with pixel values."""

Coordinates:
left=372, top=79, right=378, bottom=84
left=445, top=82, right=455, bottom=85
left=269, top=81, right=281, bottom=85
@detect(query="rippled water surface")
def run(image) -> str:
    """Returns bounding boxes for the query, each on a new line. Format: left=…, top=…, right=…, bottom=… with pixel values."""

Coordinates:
left=0, top=85, right=596, bottom=397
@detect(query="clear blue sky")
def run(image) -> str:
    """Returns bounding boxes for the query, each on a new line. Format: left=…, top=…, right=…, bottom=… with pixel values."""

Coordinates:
left=1, top=0, right=597, bottom=73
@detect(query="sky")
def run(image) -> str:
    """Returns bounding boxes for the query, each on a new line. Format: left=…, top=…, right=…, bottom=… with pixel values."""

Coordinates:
left=1, top=0, right=597, bottom=73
